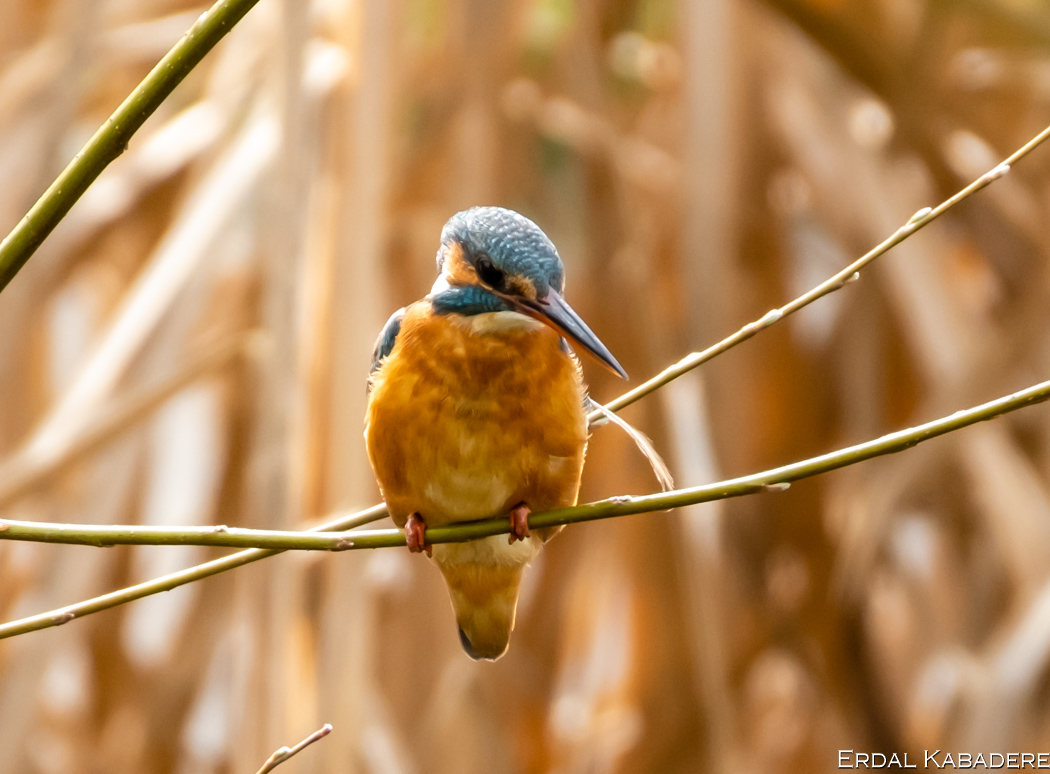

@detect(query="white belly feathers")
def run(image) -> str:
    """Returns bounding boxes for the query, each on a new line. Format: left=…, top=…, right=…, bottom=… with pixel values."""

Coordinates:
left=423, top=465, right=514, bottom=522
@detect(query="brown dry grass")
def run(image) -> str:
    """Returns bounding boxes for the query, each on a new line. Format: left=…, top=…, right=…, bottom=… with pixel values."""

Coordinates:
left=3, top=0, right=1050, bottom=772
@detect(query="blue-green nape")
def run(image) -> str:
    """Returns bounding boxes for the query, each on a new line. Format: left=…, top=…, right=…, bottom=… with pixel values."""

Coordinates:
left=439, top=206, right=565, bottom=297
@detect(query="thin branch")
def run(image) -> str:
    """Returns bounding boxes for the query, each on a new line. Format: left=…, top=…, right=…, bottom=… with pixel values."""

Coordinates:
left=254, top=724, right=333, bottom=774
left=0, top=506, right=387, bottom=640
left=1, top=374, right=1047, bottom=617
left=0, top=0, right=262, bottom=293
left=588, top=126, right=1047, bottom=422
left=0, top=519, right=362, bottom=551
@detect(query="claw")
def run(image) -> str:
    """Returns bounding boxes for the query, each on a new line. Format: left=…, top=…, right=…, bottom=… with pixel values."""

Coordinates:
left=406, top=513, right=432, bottom=556
left=508, top=503, right=531, bottom=544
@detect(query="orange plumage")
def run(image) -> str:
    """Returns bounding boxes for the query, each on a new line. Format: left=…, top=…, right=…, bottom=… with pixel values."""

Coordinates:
left=366, top=304, right=586, bottom=658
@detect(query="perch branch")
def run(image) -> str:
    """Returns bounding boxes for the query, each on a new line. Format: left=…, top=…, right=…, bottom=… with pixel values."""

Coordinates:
left=0, top=505, right=387, bottom=640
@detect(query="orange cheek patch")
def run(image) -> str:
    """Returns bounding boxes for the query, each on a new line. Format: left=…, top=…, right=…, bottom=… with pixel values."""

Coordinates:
left=442, top=242, right=479, bottom=286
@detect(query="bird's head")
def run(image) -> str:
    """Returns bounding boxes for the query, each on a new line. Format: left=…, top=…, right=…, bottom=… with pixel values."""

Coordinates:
left=433, top=206, right=627, bottom=379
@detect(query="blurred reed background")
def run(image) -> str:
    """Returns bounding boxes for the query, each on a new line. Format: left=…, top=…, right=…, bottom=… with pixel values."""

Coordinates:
left=2, top=0, right=1050, bottom=771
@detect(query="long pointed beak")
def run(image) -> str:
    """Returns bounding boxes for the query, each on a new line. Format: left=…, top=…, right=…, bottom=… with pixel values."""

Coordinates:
left=517, top=289, right=628, bottom=379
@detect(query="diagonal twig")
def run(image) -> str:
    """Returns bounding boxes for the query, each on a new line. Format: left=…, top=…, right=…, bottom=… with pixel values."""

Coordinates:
left=588, top=124, right=1048, bottom=422
left=254, top=724, right=333, bottom=774
left=0, top=0, right=263, bottom=293
left=254, top=722, right=331, bottom=768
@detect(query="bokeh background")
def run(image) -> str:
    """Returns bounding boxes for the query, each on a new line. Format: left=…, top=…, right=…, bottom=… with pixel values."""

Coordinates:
left=2, top=0, right=1050, bottom=771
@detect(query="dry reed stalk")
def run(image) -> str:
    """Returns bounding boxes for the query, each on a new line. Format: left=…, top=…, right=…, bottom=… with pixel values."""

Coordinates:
left=3, top=1, right=1050, bottom=772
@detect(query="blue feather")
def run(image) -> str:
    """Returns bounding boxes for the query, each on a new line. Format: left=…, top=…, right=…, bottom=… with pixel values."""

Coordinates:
left=438, top=207, right=565, bottom=296
left=369, top=307, right=405, bottom=376
left=430, top=285, right=512, bottom=317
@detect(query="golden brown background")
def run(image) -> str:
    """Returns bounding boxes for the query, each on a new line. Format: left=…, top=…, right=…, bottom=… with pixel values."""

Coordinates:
left=1, top=0, right=1050, bottom=771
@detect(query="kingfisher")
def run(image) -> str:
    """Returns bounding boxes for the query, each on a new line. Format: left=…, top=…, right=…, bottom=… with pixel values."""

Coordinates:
left=364, top=206, right=627, bottom=661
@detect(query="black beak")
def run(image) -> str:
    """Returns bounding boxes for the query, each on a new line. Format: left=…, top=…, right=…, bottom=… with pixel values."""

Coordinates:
left=516, top=289, right=628, bottom=379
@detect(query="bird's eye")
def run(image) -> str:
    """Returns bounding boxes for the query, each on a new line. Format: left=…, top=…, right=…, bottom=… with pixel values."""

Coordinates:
left=474, top=253, right=505, bottom=289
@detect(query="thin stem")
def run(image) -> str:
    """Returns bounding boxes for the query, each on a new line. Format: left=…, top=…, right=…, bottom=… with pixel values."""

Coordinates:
left=2, top=376, right=1048, bottom=643
left=0, top=519, right=364, bottom=550
left=254, top=724, right=333, bottom=774
left=0, top=0, right=263, bottom=292
left=588, top=125, right=1049, bottom=423
left=0, top=505, right=387, bottom=640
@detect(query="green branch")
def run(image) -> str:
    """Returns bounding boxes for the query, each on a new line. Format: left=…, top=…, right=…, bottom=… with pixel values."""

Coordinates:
left=0, top=518, right=363, bottom=551
left=590, top=124, right=1050, bottom=421
left=2, top=376, right=1049, bottom=641
left=0, top=0, right=262, bottom=292
left=0, top=505, right=387, bottom=640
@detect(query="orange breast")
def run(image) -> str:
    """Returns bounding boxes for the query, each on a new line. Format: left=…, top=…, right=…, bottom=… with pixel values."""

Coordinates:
left=365, top=303, right=588, bottom=528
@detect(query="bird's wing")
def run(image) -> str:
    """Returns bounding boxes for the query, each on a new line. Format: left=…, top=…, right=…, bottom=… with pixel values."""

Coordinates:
left=369, top=307, right=406, bottom=378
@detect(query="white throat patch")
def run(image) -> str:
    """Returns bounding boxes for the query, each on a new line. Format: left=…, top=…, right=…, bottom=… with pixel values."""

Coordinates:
left=465, top=311, right=545, bottom=334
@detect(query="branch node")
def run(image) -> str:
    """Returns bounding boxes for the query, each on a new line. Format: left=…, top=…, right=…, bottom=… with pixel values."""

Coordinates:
left=52, top=612, right=75, bottom=626
left=763, top=482, right=791, bottom=493
left=333, top=538, right=354, bottom=551
left=254, top=723, right=333, bottom=774
left=588, top=412, right=610, bottom=428
left=984, top=163, right=1011, bottom=182
left=758, top=309, right=782, bottom=328
left=907, top=206, right=932, bottom=225
left=212, top=524, right=230, bottom=533
left=844, top=271, right=860, bottom=285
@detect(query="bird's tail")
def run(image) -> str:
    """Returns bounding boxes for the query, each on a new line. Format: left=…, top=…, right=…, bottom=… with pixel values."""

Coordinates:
left=433, top=541, right=532, bottom=661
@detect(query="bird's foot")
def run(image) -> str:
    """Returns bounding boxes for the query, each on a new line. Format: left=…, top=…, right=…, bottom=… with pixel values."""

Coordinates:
left=508, top=503, right=532, bottom=544
left=406, top=513, right=432, bottom=556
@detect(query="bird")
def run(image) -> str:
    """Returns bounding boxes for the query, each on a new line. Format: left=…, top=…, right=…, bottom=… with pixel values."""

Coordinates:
left=364, top=206, right=627, bottom=661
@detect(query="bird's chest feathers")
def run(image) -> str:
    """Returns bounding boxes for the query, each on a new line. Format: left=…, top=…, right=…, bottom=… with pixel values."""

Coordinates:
left=366, top=306, right=587, bottom=524
left=433, top=312, right=556, bottom=394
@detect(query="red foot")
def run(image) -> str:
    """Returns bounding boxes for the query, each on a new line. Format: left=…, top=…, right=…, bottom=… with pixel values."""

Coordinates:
left=509, top=503, right=532, bottom=544
left=406, top=513, right=432, bottom=556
